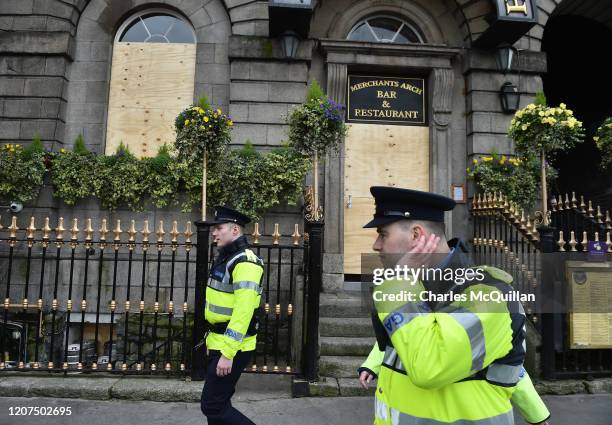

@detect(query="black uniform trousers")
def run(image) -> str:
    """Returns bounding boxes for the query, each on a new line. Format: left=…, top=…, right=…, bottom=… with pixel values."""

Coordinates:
left=200, top=349, right=255, bottom=425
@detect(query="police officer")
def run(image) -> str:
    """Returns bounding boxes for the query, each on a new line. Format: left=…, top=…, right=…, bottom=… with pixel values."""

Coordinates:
left=200, top=206, right=264, bottom=425
left=357, top=186, right=551, bottom=425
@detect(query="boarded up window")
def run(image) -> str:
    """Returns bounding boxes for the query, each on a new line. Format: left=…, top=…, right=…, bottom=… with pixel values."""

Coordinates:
left=106, top=12, right=196, bottom=157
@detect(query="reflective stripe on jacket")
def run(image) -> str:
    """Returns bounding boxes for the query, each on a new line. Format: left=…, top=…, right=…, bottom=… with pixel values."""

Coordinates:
left=205, top=235, right=264, bottom=359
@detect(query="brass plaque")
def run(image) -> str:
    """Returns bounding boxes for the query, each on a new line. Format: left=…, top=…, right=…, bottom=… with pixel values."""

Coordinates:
left=566, top=260, right=612, bottom=349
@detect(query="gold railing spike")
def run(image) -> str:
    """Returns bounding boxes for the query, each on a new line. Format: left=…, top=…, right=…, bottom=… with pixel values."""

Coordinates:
left=525, top=215, right=533, bottom=237
left=503, top=194, right=509, bottom=211
left=596, top=206, right=603, bottom=224
left=128, top=220, right=137, bottom=242
left=557, top=231, right=566, bottom=252
left=252, top=222, right=261, bottom=244
left=171, top=221, right=179, bottom=243
left=184, top=221, right=193, bottom=244
left=569, top=231, right=577, bottom=252
left=55, top=217, right=65, bottom=241
left=579, top=195, right=586, bottom=213
left=475, top=193, right=482, bottom=210
left=142, top=220, right=150, bottom=243
left=292, top=224, right=301, bottom=245
left=287, top=304, right=293, bottom=316
left=571, top=192, right=577, bottom=209
left=157, top=220, right=165, bottom=243
left=594, top=232, right=599, bottom=242
left=99, top=218, right=108, bottom=241
left=564, top=193, right=570, bottom=209
left=27, top=216, right=36, bottom=239
left=606, top=232, right=612, bottom=253
left=70, top=218, right=79, bottom=241
left=587, top=201, right=594, bottom=218
left=519, top=210, right=527, bottom=231
left=42, top=217, right=51, bottom=240
left=85, top=219, right=93, bottom=241
left=581, top=231, right=588, bottom=250
left=606, top=210, right=612, bottom=230
left=272, top=223, right=280, bottom=245
left=114, top=219, right=122, bottom=241
left=492, top=192, right=498, bottom=208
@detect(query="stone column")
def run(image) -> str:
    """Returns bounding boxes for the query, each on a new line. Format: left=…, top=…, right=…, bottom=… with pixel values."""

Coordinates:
left=430, top=67, right=455, bottom=235
left=321, top=62, right=347, bottom=292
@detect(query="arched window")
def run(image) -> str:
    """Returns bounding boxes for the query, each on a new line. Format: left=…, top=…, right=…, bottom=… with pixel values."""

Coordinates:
left=347, top=15, right=423, bottom=44
left=106, top=10, right=196, bottom=157
left=116, top=11, right=196, bottom=43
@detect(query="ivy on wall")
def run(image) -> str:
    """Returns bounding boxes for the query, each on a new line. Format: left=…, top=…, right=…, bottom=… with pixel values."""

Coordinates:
left=1, top=136, right=310, bottom=220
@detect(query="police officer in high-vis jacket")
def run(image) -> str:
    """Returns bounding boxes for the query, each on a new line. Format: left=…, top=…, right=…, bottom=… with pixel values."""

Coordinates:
left=200, top=206, right=264, bottom=425
left=357, top=186, right=551, bottom=425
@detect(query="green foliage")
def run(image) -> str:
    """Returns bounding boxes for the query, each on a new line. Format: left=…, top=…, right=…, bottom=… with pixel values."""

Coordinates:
left=142, top=144, right=180, bottom=209
left=467, top=150, right=558, bottom=209
left=306, top=79, right=325, bottom=102
left=593, top=117, right=612, bottom=169
left=174, top=101, right=232, bottom=163
left=50, top=135, right=95, bottom=205
left=206, top=143, right=310, bottom=220
left=287, top=83, right=347, bottom=156
left=92, top=144, right=148, bottom=211
left=534, top=91, right=547, bottom=106
left=0, top=139, right=47, bottom=204
left=508, top=102, right=584, bottom=160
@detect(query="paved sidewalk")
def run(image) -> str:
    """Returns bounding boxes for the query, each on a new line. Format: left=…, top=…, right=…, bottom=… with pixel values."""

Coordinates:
left=0, top=394, right=611, bottom=425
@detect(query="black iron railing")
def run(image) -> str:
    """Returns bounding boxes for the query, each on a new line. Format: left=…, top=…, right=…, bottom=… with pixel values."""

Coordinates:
left=0, top=215, right=321, bottom=379
left=471, top=192, right=612, bottom=379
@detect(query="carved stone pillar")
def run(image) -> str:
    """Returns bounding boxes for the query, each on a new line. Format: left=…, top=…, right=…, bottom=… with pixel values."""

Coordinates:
left=324, top=63, right=347, bottom=254
left=430, top=67, right=455, bottom=235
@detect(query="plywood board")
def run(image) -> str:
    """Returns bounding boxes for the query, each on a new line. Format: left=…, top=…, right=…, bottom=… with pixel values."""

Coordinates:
left=343, top=123, right=429, bottom=274
left=105, top=42, right=196, bottom=157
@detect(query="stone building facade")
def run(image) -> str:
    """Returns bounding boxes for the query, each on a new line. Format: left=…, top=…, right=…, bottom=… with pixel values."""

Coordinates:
left=1, top=0, right=610, bottom=294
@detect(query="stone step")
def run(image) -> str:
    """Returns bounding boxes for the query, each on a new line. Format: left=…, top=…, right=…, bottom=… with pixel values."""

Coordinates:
left=307, top=377, right=376, bottom=397
left=320, top=317, right=374, bottom=338
left=320, top=336, right=375, bottom=357
left=320, top=294, right=369, bottom=318
left=319, top=355, right=364, bottom=378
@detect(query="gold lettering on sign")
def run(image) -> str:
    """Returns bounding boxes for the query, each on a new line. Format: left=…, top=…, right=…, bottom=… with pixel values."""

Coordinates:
left=377, top=91, right=397, bottom=99
left=505, top=0, right=528, bottom=15
left=353, top=109, right=419, bottom=119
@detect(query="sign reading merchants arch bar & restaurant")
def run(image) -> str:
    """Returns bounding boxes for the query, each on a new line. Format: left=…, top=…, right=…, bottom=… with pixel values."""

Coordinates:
left=347, top=75, right=426, bottom=125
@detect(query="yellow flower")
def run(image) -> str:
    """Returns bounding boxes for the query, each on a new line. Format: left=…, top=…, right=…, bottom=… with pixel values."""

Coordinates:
left=527, top=104, right=536, bottom=110
left=228, top=120, right=233, bottom=126
left=607, top=123, right=612, bottom=128
left=203, top=116, right=209, bottom=123
left=515, top=110, right=524, bottom=118
left=594, top=136, right=600, bottom=141
left=482, top=156, right=493, bottom=162
left=208, top=125, right=212, bottom=128
left=473, top=158, right=478, bottom=165
left=200, top=126, right=204, bottom=130
left=560, top=103, right=566, bottom=109
left=184, top=119, right=190, bottom=125
left=521, top=124, right=529, bottom=130
left=466, top=167, right=471, bottom=173
left=217, top=109, right=222, bottom=115
left=60, top=148, right=66, bottom=153
left=538, top=111, right=545, bottom=117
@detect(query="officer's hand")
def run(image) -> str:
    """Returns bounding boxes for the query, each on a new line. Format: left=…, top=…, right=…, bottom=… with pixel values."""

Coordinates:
left=397, top=234, right=440, bottom=269
left=359, top=371, right=375, bottom=389
left=216, top=355, right=233, bottom=377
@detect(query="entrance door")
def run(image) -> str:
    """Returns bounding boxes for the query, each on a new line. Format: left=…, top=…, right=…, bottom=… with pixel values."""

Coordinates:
left=343, top=123, right=429, bottom=275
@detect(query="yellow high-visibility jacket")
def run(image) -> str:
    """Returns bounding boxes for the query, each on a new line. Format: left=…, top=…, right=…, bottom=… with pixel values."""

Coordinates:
left=370, top=258, right=529, bottom=424
left=205, top=235, right=264, bottom=360
left=360, top=343, right=550, bottom=424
